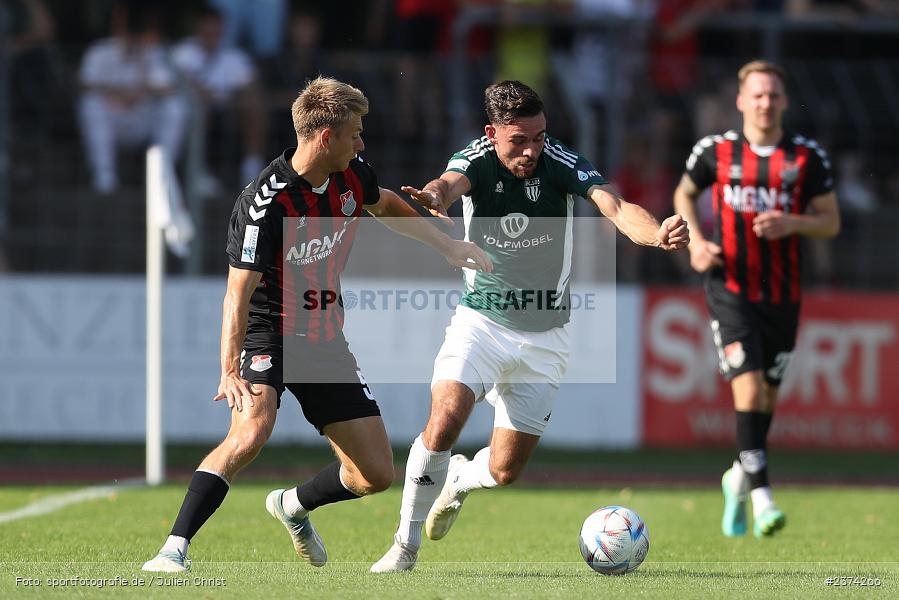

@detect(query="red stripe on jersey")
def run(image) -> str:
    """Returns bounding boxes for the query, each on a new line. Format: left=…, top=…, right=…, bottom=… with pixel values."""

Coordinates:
left=716, top=140, right=739, bottom=295
left=740, top=143, right=762, bottom=302
left=323, top=182, right=344, bottom=342
left=301, top=189, right=323, bottom=343
left=790, top=146, right=809, bottom=302
left=276, top=192, right=300, bottom=336
left=766, top=147, right=785, bottom=304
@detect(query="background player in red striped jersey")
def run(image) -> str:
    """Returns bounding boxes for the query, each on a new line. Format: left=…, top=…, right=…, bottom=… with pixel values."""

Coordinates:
left=141, top=77, right=492, bottom=573
left=673, top=60, right=840, bottom=538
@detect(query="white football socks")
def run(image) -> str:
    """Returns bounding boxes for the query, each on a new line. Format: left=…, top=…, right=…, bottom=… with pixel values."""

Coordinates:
left=451, top=447, right=498, bottom=495
left=281, top=487, right=308, bottom=519
left=161, top=535, right=189, bottom=557
left=750, top=486, right=774, bottom=517
left=396, top=434, right=450, bottom=550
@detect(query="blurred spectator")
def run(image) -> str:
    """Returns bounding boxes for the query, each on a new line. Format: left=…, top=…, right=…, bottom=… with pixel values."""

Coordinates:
left=6, top=0, right=58, bottom=163
left=693, top=76, right=740, bottom=137
left=172, top=4, right=267, bottom=189
left=261, top=9, right=325, bottom=153
left=613, top=133, right=684, bottom=281
left=649, top=0, right=727, bottom=173
left=368, top=0, right=456, bottom=141
left=207, top=0, right=287, bottom=57
left=77, top=1, right=188, bottom=194
left=495, top=0, right=568, bottom=97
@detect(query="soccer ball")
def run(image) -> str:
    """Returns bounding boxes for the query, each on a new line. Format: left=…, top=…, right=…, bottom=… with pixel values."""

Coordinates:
left=578, top=506, right=650, bottom=575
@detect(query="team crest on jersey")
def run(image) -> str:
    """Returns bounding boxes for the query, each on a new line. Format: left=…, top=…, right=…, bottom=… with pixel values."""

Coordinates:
left=250, top=355, right=273, bottom=372
left=340, top=190, right=357, bottom=216
left=524, top=178, right=541, bottom=202
left=729, top=165, right=743, bottom=180
left=780, top=163, right=799, bottom=186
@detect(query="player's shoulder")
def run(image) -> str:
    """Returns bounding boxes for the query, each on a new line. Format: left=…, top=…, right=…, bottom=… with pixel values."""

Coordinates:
left=542, top=135, right=583, bottom=170
left=446, top=136, right=494, bottom=172
left=691, top=130, right=738, bottom=155
left=789, top=132, right=831, bottom=159
left=233, top=155, right=290, bottom=219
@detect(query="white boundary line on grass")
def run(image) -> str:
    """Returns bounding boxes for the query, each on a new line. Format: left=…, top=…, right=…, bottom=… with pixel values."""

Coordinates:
left=0, top=479, right=145, bottom=525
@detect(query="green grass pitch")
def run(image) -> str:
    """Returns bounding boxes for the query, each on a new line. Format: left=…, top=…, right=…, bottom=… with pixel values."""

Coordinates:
left=1, top=483, right=896, bottom=599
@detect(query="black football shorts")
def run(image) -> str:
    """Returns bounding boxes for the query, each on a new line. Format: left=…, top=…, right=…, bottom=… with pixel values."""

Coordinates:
left=240, top=334, right=380, bottom=434
left=704, top=281, right=800, bottom=386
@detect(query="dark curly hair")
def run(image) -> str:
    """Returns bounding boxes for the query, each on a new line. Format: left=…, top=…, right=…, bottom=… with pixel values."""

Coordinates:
left=484, top=80, right=544, bottom=125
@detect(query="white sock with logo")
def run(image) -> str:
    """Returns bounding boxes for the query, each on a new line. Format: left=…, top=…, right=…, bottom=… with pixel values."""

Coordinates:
left=161, top=535, right=189, bottom=557
left=451, top=447, right=498, bottom=495
left=750, top=486, right=775, bottom=517
left=396, top=434, right=450, bottom=550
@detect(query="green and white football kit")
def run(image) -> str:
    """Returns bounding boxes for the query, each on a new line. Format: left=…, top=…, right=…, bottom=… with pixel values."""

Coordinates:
left=432, top=135, right=607, bottom=435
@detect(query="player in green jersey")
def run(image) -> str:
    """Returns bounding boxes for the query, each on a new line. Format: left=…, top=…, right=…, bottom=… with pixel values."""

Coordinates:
left=371, top=80, right=689, bottom=572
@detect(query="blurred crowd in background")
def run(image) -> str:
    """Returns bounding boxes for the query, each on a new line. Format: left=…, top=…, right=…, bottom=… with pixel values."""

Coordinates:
left=2, top=0, right=899, bottom=287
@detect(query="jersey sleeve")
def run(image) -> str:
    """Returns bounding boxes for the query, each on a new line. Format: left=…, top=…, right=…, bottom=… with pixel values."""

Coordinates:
left=801, top=140, right=835, bottom=201
left=444, top=138, right=490, bottom=194
left=541, top=139, right=608, bottom=197
left=226, top=185, right=279, bottom=272
left=684, top=137, right=717, bottom=189
left=351, top=155, right=381, bottom=206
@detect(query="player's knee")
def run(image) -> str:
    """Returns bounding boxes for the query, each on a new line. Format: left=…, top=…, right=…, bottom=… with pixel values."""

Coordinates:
left=362, top=465, right=395, bottom=494
left=230, top=424, right=271, bottom=457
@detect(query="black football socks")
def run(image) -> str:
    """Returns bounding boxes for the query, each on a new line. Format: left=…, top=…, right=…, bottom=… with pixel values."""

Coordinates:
left=170, top=470, right=230, bottom=541
left=295, top=461, right=359, bottom=511
left=736, top=410, right=771, bottom=490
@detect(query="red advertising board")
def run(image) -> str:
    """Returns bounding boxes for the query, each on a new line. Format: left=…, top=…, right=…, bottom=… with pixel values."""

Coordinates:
left=641, top=288, right=899, bottom=449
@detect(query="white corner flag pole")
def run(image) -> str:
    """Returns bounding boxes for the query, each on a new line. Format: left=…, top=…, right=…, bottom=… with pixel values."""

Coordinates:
left=146, top=146, right=166, bottom=486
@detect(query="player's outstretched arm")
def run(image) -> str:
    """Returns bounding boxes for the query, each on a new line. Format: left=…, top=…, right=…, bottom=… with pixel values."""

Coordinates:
left=400, top=171, right=472, bottom=227
left=214, top=266, right=263, bottom=411
left=589, top=183, right=690, bottom=250
left=366, top=187, right=493, bottom=272
left=752, top=191, right=840, bottom=240
left=673, top=173, right=722, bottom=272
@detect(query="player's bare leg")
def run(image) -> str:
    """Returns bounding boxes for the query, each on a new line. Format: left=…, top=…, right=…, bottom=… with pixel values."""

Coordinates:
left=268, top=416, right=393, bottom=567
left=729, top=371, right=785, bottom=538
left=427, top=427, right=540, bottom=540
left=371, top=381, right=475, bottom=573
left=144, top=386, right=278, bottom=572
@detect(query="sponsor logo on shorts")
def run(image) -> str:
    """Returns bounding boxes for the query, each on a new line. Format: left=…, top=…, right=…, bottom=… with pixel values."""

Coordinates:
left=724, top=341, right=746, bottom=369
left=250, top=355, right=273, bottom=372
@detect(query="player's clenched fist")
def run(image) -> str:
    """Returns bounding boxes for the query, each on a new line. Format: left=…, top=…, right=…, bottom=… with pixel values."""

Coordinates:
left=655, top=214, right=690, bottom=251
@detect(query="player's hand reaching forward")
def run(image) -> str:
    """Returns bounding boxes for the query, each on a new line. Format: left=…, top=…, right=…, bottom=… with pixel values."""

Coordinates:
left=215, top=371, right=261, bottom=412
left=655, top=214, right=690, bottom=251
left=443, top=240, right=493, bottom=272
left=402, top=185, right=454, bottom=227
left=689, top=240, right=724, bottom=273
left=752, top=210, right=794, bottom=239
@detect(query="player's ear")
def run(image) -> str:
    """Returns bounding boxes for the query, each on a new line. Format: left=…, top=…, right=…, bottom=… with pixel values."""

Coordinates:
left=319, top=127, right=332, bottom=150
left=485, top=124, right=497, bottom=143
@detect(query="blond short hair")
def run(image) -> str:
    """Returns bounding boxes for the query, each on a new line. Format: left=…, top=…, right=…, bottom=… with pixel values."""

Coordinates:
left=738, top=60, right=787, bottom=89
left=292, top=77, right=369, bottom=140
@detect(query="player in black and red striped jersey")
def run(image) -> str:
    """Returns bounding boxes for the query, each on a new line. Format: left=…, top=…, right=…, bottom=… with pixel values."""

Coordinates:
left=674, top=60, right=840, bottom=539
left=142, top=77, right=491, bottom=573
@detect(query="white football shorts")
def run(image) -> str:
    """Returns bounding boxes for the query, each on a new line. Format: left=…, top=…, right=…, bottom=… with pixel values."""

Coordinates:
left=431, top=305, right=570, bottom=436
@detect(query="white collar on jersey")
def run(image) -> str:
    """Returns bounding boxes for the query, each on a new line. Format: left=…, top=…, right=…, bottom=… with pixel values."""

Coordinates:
left=311, top=177, right=329, bottom=194
left=749, top=143, right=777, bottom=157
